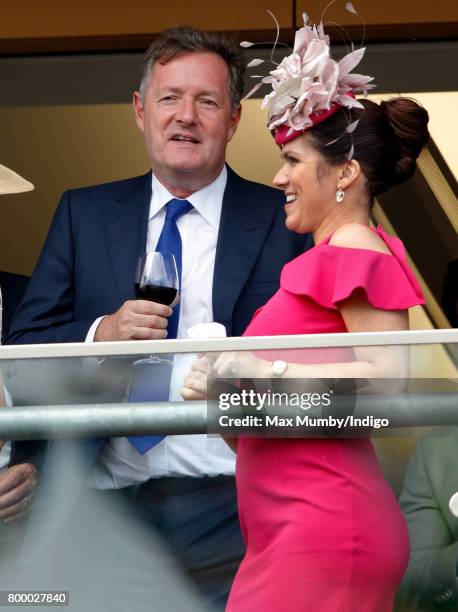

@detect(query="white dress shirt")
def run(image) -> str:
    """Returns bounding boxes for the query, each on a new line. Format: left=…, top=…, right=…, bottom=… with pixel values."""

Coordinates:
left=0, top=441, right=11, bottom=471
left=92, top=167, right=236, bottom=488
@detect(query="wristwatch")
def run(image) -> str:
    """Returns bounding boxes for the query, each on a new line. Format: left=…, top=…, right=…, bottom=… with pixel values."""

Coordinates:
left=271, top=360, right=288, bottom=377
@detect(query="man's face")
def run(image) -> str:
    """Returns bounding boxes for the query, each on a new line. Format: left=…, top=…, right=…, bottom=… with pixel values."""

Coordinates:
left=133, top=51, right=241, bottom=193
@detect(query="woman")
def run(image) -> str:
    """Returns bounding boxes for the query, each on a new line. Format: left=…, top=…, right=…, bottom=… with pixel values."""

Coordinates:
left=182, top=17, right=428, bottom=611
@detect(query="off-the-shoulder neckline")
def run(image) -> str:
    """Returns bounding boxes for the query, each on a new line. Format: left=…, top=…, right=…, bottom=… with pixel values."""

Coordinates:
left=315, top=224, right=395, bottom=257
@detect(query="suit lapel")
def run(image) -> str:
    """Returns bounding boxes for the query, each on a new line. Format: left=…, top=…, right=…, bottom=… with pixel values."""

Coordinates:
left=103, top=168, right=279, bottom=331
left=103, top=173, right=151, bottom=305
left=213, top=166, right=278, bottom=335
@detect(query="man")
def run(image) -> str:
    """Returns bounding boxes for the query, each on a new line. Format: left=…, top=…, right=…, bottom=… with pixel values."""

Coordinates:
left=0, top=164, right=37, bottom=541
left=396, top=428, right=458, bottom=611
left=7, top=27, right=308, bottom=607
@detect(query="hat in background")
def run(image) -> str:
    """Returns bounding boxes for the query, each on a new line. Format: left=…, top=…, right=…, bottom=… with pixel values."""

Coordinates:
left=0, top=163, right=34, bottom=195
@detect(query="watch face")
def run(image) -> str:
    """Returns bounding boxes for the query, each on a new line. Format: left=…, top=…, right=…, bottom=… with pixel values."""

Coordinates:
left=272, top=360, right=288, bottom=376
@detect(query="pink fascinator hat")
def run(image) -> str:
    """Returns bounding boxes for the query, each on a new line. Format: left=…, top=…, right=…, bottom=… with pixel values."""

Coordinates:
left=242, top=5, right=375, bottom=146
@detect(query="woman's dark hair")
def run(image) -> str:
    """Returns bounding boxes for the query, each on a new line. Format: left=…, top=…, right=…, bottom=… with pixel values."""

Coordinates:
left=308, top=97, right=430, bottom=196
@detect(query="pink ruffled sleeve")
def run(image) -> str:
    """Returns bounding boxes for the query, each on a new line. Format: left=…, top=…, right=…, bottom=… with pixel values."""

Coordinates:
left=280, top=238, right=425, bottom=311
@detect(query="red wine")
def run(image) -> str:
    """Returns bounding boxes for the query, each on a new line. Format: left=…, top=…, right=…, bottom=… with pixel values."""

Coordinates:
left=135, top=283, right=177, bottom=306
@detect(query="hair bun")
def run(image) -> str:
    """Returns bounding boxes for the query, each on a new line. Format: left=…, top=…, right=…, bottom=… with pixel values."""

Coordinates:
left=380, top=97, right=430, bottom=185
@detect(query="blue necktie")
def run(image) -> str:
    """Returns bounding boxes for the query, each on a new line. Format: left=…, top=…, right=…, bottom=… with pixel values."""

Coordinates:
left=128, top=198, right=193, bottom=453
left=155, top=198, right=193, bottom=338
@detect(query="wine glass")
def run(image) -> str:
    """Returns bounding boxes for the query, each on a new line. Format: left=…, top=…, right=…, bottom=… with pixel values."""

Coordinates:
left=133, top=252, right=178, bottom=366
left=135, top=252, right=179, bottom=307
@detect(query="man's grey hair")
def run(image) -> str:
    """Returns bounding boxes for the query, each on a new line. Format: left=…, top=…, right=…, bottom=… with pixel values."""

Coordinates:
left=138, top=26, right=246, bottom=110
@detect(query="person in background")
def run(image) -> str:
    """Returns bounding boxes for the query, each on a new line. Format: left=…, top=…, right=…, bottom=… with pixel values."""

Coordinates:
left=183, top=13, right=428, bottom=611
left=0, top=163, right=37, bottom=541
left=6, top=27, right=308, bottom=608
left=442, top=259, right=458, bottom=328
left=396, top=428, right=458, bottom=611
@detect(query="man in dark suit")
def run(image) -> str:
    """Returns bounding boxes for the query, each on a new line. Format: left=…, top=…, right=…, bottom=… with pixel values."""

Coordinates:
left=6, top=26, right=308, bottom=608
left=396, top=428, right=458, bottom=611
left=0, top=168, right=37, bottom=544
left=0, top=271, right=38, bottom=539
left=0, top=271, right=29, bottom=344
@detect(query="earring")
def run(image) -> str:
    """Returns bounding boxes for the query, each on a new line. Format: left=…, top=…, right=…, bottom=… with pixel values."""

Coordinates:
left=336, top=188, right=345, bottom=203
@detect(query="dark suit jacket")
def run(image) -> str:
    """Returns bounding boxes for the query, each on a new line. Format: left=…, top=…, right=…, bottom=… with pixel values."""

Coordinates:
left=0, top=271, right=29, bottom=343
left=6, top=166, right=309, bottom=558
left=396, top=429, right=458, bottom=611
left=7, top=166, right=307, bottom=344
left=7, top=166, right=308, bottom=460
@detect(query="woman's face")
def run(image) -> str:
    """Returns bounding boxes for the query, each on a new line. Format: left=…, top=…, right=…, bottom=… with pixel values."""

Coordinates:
left=273, top=134, right=338, bottom=234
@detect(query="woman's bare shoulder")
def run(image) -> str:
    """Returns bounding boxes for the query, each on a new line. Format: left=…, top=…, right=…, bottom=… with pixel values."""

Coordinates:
left=328, top=223, right=391, bottom=255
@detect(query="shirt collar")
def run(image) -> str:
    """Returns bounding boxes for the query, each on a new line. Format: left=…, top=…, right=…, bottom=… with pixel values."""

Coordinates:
left=149, top=166, right=227, bottom=230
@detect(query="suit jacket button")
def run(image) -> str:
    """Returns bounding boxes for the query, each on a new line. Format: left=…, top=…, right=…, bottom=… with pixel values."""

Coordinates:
left=435, top=593, right=446, bottom=603
left=449, top=492, right=458, bottom=517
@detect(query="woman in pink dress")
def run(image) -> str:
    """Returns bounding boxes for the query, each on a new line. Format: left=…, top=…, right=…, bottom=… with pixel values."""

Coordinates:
left=183, top=16, right=429, bottom=612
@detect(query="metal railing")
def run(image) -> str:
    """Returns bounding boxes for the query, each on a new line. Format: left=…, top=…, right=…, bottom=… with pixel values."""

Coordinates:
left=0, top=329, right=456, bottom=359
left=0, top=394, right=457, bottom=440
left=0, top=329, right=456, bottom=439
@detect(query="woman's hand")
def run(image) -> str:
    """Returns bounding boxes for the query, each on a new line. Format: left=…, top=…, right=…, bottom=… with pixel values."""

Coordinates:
left=213, top=351, right=271, bottom=378
left=182, top=351, right=272, bottom=401
left=181, top=355, right=212, bottom=401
